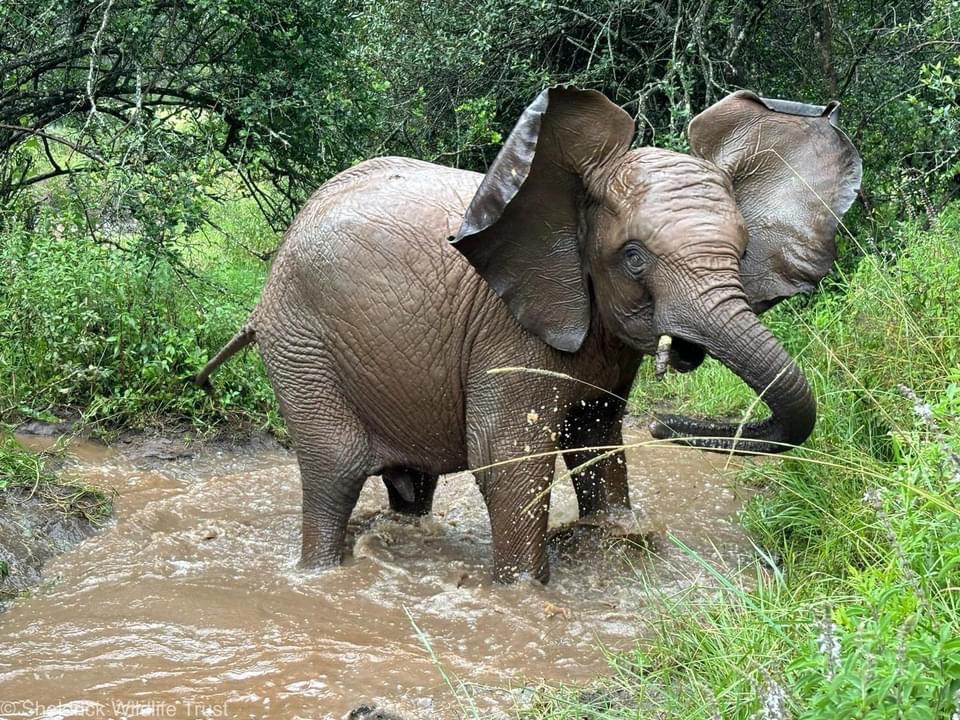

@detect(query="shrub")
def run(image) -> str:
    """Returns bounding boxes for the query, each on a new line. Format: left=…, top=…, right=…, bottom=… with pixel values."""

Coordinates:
left=0, top=200, right=283, bottom=434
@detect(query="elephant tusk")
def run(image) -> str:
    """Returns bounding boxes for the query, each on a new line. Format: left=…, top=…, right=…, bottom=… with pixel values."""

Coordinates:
left=654, top=335, right=672, bottom=381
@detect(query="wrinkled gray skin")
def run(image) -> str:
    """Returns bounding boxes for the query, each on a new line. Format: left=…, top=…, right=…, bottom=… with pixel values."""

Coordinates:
left=197, top=87, right=861, bottom=583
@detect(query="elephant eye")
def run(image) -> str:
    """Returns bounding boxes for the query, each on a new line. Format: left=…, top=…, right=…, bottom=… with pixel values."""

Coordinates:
left=623, top=244, right=648, bottom=274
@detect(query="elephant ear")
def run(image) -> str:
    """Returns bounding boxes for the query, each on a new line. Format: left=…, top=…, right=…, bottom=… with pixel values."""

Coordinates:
left=689, top=90, right=862, bottom=312
left=451, top=86, right=634, bottom=352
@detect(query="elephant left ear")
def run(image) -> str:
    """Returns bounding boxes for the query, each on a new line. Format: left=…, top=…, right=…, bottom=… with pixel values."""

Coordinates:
left=451, top=86, right=634, bottom=352
left=689, top=90, right=862, bottom=312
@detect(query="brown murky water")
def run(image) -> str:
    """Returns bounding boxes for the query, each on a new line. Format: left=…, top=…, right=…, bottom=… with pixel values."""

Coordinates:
left=1, top=422, right=753, bottom=719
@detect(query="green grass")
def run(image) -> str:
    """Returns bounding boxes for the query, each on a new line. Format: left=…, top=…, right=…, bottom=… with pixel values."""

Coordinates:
left=0, top=192, right=284, bottom=436
left=530, top=207, right=960, bottom=718
left=630, top=354, right=758, bottom=418
left=0, top=434, right=112, bottom=604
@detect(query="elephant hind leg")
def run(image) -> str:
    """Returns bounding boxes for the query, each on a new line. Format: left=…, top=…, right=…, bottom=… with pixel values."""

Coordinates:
left=297, top=444, right=370, bottom=569
left=382, top=468, right=439, bottom=516
left=264, top=353, right=374, bottom=568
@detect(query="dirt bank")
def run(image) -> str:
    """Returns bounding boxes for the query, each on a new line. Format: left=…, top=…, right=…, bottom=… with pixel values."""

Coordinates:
left=0, top=423, right=112, bottom=606
left=0, top=486, right=104, bottom=605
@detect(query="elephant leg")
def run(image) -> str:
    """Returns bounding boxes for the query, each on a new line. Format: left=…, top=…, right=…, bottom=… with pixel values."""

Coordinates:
left=477, top=460, right=554, bottom=584
left=297, top=445, right=370, bottom=569
left=382, top=468, right=439, bottom=516
left=559, top=397, right=631, bottom=518
left=261, top=347, right=373, bottom=569
left=467, top=414, right=555, bottom=583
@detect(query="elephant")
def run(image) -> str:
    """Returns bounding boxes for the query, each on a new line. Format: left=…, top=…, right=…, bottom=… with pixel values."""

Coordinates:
left=195, top=87, right=861, bottom=584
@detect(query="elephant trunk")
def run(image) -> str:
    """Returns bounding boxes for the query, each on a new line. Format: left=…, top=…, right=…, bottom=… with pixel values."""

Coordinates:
left=650, top=294, right=815, bottom=455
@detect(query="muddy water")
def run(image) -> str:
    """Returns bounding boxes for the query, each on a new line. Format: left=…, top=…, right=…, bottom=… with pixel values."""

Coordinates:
left=1, top=423, right=753, bottom=719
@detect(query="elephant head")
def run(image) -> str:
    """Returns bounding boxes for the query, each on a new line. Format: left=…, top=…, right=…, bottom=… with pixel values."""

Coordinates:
left=451, top=86, right=862, bottom=454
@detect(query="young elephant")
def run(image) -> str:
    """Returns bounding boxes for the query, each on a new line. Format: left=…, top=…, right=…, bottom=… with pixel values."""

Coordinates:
left=196, top=87, right=861, bottom=583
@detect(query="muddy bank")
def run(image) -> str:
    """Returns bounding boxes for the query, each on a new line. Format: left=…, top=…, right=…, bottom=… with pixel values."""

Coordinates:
left=0, top=486, right=102, bottom=605
left=1, top=417, right=754, bottom=719
left=0, top=424, right=112, bottom=606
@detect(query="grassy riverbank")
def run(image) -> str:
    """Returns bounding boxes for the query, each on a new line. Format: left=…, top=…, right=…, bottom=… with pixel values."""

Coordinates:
left=527, top=208, right=960, bottom=717
left=0, top=436, right=111, bottom=521
left=0, top=436, right=113, bottom=603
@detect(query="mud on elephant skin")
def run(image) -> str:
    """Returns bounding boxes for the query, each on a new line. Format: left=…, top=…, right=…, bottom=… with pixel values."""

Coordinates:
left=196, top=86, right=861, bottom=583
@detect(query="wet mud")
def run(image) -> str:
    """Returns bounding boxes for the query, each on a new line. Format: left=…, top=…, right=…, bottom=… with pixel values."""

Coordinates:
left=0, top=488, right=101, bottom=604
left=0, top=420, right=754, bottom=719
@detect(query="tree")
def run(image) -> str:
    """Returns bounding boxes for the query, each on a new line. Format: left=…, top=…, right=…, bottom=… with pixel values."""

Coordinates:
left=0, top=0, right=383, bottom=233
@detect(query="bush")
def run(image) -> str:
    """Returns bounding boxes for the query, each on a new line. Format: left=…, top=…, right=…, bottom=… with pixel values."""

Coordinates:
left=0, top=198, right=283, bottom=434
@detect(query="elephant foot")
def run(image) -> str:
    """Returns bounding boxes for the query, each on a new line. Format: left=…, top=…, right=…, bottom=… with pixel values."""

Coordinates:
left=298, top=525, right=346, bottom=571
left=590, top=507, right=663, bottom=543
left=492, top=560, right=550, bottom=586
left=549, top=509, right=663, bottom=557
left=296, top=555, right=341, bottom=572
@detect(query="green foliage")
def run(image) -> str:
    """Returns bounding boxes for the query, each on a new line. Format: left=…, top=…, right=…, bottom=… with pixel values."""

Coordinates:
left=631, top=356, right=758, bottom=418
left=356, top=0, right=735, bottom=165
left=4, top=0, right=958, bottom=243
left=0, top=434, right=113, bottom=523
left=787, top=411, right=960, bottom=719
left=1, top=0, right=384, bottom=228
left=0, top=197, right=282, bottom=433
left=0, top=434, right=45, bottom=493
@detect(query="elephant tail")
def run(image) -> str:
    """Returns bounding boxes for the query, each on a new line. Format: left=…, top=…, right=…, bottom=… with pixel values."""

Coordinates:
left=194, top=324, right=256, bottom=393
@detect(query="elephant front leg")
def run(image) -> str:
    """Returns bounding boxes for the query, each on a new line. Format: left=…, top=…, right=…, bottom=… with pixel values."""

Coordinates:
left=468, top=420, right=555, bottom=583
left=476, top=459, right=554, bottom=584
left=559, top=397, right=631, bottom=518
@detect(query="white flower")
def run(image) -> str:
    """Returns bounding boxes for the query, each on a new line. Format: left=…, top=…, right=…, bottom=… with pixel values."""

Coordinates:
left=816, top=614, right=842, bottom=680
left=760, top=676, right=790, bottom=720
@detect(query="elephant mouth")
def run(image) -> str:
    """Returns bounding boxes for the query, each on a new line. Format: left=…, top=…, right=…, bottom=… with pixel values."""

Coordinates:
left=668, top=336, right=706, bottom=373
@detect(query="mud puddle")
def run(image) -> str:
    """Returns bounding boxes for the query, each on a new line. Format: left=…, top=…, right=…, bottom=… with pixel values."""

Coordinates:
left=1, top=422, right=754, bottom=719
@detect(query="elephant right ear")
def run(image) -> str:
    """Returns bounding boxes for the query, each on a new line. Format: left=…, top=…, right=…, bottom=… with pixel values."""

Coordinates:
left=451, top=86, right=634, bottom=352
left=689, top=91, right=862, bottom=312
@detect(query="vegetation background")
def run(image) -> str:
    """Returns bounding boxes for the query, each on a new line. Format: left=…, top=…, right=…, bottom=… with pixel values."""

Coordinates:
left=1, top=0, right=958, bottom=716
